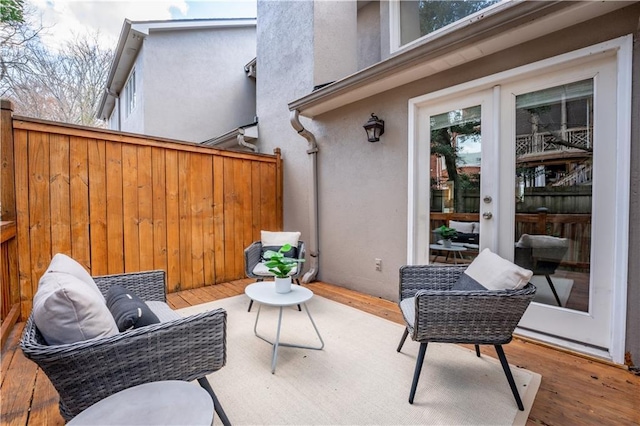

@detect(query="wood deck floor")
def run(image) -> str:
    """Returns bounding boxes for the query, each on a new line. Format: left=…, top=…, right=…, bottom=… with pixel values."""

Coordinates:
left=1, top=279, right=638, bottom=426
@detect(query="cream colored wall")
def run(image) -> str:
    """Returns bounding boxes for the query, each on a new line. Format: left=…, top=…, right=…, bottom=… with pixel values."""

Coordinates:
left=313, top=1, right=357, bottom=86
left=357, top=1, right=381, bottom=70
left=257, top=1, right=640, bottom=360
left=143, top=26, right=256, bottom=143
left=256, top=1, right=315, bottom=265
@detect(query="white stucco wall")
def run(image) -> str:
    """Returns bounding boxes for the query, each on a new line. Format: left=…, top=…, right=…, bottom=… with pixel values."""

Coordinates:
left=258, top=0, right=640, bottom=314
left=357, top=1, right=381, bottom=70
left=142, top=25, right=256, bottom=142
left=256, top=0, right=315, bottom=262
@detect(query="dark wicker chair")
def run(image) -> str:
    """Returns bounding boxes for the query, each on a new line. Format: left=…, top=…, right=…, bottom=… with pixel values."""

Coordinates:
left=515, top=241, right=569, bottom=306
left=244, top=240, right=305, bottom=311
left=20, top=270, right=230, bottom=425
left=396, top=265, right=536, bottom=410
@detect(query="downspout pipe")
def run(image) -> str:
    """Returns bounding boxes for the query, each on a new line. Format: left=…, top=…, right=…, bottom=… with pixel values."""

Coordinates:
left=289, top=109, right=319, bottom=283
left=236, top=128, right=257, bottom=152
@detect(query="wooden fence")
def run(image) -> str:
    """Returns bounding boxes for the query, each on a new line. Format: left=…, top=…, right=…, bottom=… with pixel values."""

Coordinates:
left=1, top=101, right=282, bottom=321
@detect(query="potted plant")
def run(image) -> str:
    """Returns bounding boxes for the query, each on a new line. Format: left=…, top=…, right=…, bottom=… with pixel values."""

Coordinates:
left=263, top=243, right=305, bottom=293
left=437, top=225, right=458, bottom=248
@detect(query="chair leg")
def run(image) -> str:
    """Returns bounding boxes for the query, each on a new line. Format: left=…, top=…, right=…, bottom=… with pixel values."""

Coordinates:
left=475, top=344, right=481, bottom=357
left=296, top=279, right=302, bottom=311
left=197, top=377, right=231, bottom=426
left=397, top=328, right=409, bottom=352
left=545, top=275, right=563, bottom=306
left=493, top=345, right=524, bottom=411
left=409, top=342, right=428, bottom=404
left=247, top=278, right=264, bottom=312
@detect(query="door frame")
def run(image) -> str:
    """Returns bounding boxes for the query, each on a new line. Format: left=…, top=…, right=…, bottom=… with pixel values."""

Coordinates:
left=407, top=35, right=632, bottom=363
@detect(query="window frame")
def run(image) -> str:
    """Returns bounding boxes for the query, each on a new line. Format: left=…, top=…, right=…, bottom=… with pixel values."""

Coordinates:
left=389, top=0, right=508, bottom=53
left=124, top=69, right=137, bottom=117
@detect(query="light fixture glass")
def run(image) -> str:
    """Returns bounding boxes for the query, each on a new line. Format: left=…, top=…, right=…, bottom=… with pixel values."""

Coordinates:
left=363, top=113, right=385, bottom=142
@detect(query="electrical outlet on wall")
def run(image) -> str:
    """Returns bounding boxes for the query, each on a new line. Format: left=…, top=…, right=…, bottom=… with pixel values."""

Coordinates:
left=375, top=258, right=382, bottom=271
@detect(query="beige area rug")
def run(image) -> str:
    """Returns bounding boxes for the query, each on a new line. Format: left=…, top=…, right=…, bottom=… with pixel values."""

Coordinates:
left=530, top=275, right=573, bottom=306
left=179, top=294, right=541, bottom=425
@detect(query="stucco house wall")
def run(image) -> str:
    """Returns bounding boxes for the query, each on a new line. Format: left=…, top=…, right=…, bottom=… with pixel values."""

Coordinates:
left=143, top=26, right=256, bottom=142
left=101, top=20, right=256, bottom=143
left=256, top=1, right=640, bottom=363
left=256, top=1, right=315, bottom=246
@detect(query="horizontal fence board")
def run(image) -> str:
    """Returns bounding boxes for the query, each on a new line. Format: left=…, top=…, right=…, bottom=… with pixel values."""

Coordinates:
left=6, top=117, right=281, bottom=320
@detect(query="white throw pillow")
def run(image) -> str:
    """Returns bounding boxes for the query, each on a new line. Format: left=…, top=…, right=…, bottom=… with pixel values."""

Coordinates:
left=449, top=221, right=474, bottom=234
left=454, top=248, right=533, bottom=291
left=261, top=230, right=301, bottom=247
left=516, top=234, right=569, bottom=248
left=33, top=272, right=118, bottom=345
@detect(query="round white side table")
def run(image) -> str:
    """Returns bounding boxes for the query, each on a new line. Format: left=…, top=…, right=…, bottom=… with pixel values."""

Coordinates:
left=67, top=380, right=214, bottom=425
left=245, top=282, right=324, bottom=374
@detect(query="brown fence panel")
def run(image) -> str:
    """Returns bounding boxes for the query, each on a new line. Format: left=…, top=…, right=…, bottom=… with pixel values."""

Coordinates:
left=6, top=116, right=282, bottom=320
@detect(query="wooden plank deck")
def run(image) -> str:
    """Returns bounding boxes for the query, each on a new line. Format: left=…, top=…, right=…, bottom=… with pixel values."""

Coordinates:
left=1, top=279, right=638, bottom=426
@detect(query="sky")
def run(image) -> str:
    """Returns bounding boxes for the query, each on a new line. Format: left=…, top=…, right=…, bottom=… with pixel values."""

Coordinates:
left=27, top=0, right=257, bottom=50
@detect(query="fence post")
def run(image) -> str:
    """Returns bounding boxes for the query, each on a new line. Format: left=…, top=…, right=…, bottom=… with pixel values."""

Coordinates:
left=0, top=99, right=20, bottom=338
left=1, top=99, right=16, bottom=221
left=536, top=207, right=548, bottom=234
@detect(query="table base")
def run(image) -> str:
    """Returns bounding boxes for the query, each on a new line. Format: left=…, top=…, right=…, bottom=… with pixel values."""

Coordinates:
left=253, top=303, right=324, bottom=374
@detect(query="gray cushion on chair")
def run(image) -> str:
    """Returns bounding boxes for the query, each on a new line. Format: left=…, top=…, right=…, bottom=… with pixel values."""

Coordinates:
left=252, top=262, right=298, bottom=277
left=147, top=301, right=182, bottom=322
left=33, top=271, right=119, bottom=345
left=399, top=297, right=415, bottom=328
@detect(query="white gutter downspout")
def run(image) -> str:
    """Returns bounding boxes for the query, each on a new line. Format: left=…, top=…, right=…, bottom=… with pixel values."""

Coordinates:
left=290, top=110, right=319, bottom=283
left=236, top=128, right=257, bottom=152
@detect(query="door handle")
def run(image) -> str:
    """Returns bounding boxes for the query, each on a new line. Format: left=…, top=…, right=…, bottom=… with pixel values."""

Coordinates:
left=482, top=212, right=493, bottom=220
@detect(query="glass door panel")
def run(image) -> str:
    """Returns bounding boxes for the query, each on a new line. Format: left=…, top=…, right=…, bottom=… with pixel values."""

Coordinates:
left=429, top=106, right=482, bottom=264
left=513, top=80, right=592, bottom=312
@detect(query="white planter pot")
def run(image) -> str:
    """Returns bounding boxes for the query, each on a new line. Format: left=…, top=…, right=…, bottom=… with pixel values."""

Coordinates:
left=443, top=239, right=452, bottom=248
left=275, top=276, right=292, bottom=294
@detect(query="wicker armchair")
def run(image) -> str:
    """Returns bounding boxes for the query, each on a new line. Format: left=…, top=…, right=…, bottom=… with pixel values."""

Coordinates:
left=396, top=265, right=536, bottom=410
left=20, top=270, right=230, bottom=425
left=514, top=236, right=569, bottom=306
left=244, top=240, right=305, bottom=311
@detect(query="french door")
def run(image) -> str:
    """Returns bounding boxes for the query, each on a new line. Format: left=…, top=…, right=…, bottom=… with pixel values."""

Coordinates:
left=408, top=36, right=631, bottom=362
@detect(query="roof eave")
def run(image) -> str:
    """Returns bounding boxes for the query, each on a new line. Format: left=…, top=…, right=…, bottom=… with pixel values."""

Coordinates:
left=288, top=1, right=630, bottom=118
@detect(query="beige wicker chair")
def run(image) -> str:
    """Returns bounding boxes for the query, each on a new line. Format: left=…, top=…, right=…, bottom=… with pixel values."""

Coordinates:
left=396, top=265, right=536, bottom=410
left=21, top=270, right=230, bottom=425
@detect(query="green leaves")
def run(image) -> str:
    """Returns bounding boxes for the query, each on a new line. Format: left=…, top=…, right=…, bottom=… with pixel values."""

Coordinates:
left=0, top=0, right=24, bottom=23
left=437, top=225, right=458, bottom=240
left=263, top=243, right=305, bottom=278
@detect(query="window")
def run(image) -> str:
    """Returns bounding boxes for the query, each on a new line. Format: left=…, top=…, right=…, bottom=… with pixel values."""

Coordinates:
left=393, top=0, right=500, bottom=49
left=125, top=69, right=136, bottom=117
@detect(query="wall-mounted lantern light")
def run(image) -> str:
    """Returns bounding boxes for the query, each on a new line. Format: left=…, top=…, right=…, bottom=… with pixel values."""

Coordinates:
left=363, top=113, right=385, bottom=142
